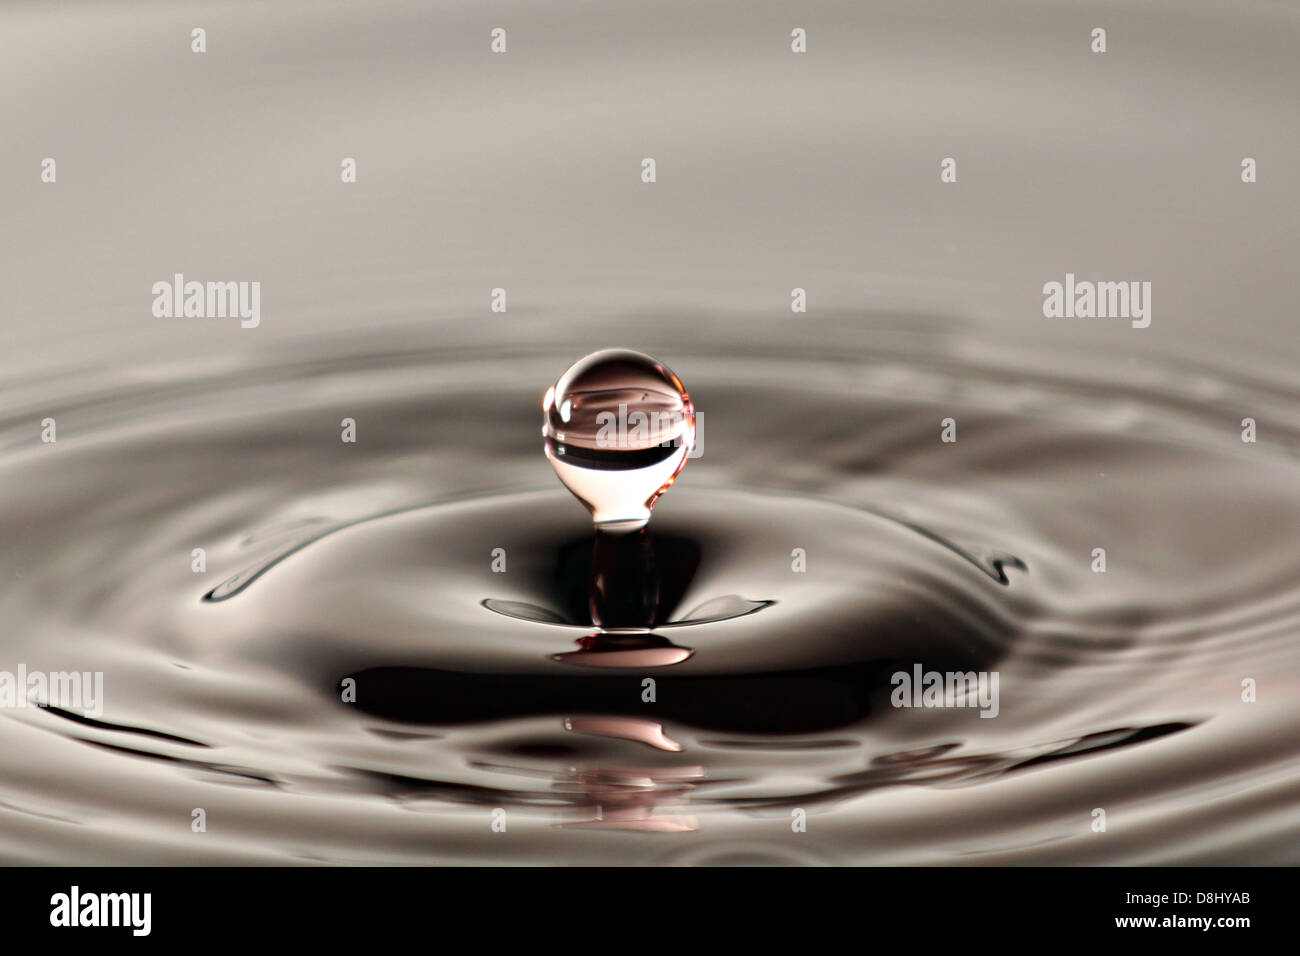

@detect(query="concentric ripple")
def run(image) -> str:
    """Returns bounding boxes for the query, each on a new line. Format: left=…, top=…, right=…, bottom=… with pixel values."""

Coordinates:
left=0, top=332, right=1298, bottom=864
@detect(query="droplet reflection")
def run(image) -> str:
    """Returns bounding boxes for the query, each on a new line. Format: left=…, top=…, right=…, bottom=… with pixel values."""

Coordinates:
left=543, top=349, right=695, bottom=533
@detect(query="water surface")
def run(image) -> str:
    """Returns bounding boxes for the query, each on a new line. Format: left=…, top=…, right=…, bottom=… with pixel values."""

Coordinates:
left=1, top=0, right=1298, bottom=864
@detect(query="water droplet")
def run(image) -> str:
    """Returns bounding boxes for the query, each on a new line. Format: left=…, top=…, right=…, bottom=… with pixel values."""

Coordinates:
left=543, top=349, right=695, bottom=533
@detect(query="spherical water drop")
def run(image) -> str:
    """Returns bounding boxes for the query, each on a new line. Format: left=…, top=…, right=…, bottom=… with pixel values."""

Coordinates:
left=542, top=349, right=695, bottom=533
